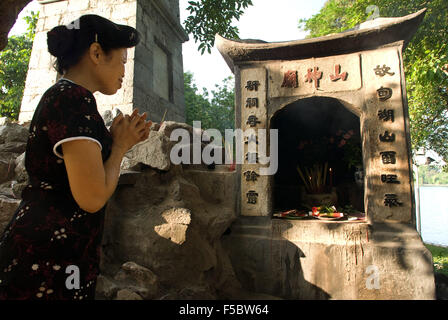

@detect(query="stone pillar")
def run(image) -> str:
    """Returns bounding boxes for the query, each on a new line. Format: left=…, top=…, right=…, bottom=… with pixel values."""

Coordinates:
left=18, top=0, right=188, bottom=124
left=362, top=45, right=414, bottom=224
left=239, top=67, right=273, bottom=216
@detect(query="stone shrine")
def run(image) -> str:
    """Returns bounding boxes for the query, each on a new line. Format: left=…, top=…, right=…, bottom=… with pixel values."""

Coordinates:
left=217, top=9, right=436, bottom=299
left=18, top=0, right=188, bottom=124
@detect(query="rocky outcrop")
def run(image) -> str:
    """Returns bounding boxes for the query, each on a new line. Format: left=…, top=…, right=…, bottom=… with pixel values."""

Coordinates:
left=0, top=117, right=262, bottom=300
left=98, top=162, right=241, bottom=299
left=0, top=118, right=29, bottom=232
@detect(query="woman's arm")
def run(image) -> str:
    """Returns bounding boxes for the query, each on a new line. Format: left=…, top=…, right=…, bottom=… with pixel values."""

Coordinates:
left=62, top=110, right=151, bottom=213
left=62, top=140, right=126, bottom=213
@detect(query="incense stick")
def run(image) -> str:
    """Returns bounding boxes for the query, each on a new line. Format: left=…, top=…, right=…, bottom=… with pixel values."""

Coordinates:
left=161, top=108, right=168, bottom=123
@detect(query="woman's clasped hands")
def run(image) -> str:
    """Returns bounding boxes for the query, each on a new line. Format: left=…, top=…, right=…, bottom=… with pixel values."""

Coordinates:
left=110, top=108, right=152, bottom=154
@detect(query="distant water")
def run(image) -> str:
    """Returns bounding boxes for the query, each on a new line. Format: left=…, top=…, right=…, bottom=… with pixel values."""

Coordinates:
left=418, top=186, right=448, bottom=247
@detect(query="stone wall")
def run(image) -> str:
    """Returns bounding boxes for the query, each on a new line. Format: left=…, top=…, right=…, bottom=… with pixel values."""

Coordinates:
left=133, top=0, right=188, bottom=123
left=223, top=217, right=436, bottom=299
left=19, top=0, right=187, bottom=124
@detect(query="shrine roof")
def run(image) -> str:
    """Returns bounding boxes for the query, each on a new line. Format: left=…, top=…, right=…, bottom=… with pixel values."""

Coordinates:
left=216, top=9, right=426, bottom=72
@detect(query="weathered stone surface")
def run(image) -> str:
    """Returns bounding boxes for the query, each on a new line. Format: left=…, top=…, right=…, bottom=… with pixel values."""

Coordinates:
left=14, top=152, right=27, bottom=183
left=113, top=261, right=159, bottom=299
left=116, top=262, right=157, bottom=287
left=215, top=9, right=426, bottom=70
left=223, top=217, right=436, bottom=299
left=0, top=181, right=14, bottom=198
left=114, top=288, right=143, bottom=300
left=101, top=110, right=114, bottom=127
left=154, top=208, right=191, bottom=244
left=0, top=126, right=28, bottom=190
left=95, top=274, right=120, bottom=300
left=0, top=195, right=20, bottom=233
left=0, top=141, right=27, bottom=154
left=100, top=163, right=239, bottom=299
left=0, top=123, right=28, bottom=144
left=123, top=130, right=172, bottom=171
left=0, top=159, right=14, bottom=184
left=158, top=121, right=194, bottom=139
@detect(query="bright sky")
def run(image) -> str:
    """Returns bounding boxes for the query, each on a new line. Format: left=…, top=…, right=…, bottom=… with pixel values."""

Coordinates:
left=9, top=0, right=327, bottom=93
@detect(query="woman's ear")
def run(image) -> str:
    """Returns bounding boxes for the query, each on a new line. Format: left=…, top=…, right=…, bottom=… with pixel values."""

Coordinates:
left=88, top=43, right=102, bottom=65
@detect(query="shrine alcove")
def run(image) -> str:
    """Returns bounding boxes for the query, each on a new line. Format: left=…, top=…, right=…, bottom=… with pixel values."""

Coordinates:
left=270, top=96, right=364, bottom=214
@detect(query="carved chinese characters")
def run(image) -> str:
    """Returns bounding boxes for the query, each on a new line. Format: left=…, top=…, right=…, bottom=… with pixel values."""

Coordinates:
left=378, top=109, right=394, bottom=122
left=373, top=60, right=405, bottom=209
left=374, top=64, right=395, bottom=77
left=246, top=190, right=259, bottom=204
left=361, top=46, right=413, bottom=222
left=245, top=80, right=260, bottom=91
left=240, top=68, right=271, bottom=216
left=380, top=151, right=397, bottom=165
left=244, top=170, right=260, bottom=182
left=246, top=115, right=261, bottom=127
left=305, top=67, right=323, bottom=89
left=268, top=53, right=361, bottom=97
left=377, top=86, right=393, bottom=101
left=379, top=131, right=395, bottom=142
left=281, top=64, right=348, bottom=89
left=330, top=64, right=348, bottom=81
left=281, top=70, right=298, bottom=88
left=246, top=98, right=259, bottom=108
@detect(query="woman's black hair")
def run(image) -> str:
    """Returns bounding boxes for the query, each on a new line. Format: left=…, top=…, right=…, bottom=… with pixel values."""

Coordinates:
left=47, top=14, right=140, bottom=75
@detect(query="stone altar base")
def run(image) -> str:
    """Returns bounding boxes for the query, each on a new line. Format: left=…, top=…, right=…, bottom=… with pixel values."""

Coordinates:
left=222, top=217, right=436, bottom=299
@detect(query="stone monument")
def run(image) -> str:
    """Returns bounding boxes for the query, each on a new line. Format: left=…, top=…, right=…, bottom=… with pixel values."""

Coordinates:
left=217, top=9, right=436, bottom=299
left=18, top=0, right=188, bottom=124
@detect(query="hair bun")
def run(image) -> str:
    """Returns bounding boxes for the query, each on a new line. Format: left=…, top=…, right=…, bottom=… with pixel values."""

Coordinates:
left=47, top=25, right=75, bottom=57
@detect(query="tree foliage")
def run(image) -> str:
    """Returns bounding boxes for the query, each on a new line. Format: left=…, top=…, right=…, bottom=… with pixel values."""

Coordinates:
left=0, top=11, right=38, bottom=120
left=299, top=0, right=448, bottom=167
left=419, top=165, right=448, bottom=185
left=183, top=0, right=253, bottom=54
left=184, top=71, right=234, bottom=135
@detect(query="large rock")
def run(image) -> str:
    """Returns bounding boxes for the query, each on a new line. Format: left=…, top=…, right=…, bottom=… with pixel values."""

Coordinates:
left=122, top=130, right=172, bottom=171
left=114, top=289, right=143, bottom=300
left=95, top=274, right=120, bottom=300
left=100, top=163, right=239, bottom=299
left=154, top=208, right=191, bottom=245
left=0, top=159, right=14, bottom=184
left=0, top=122, right=29, bottom=144
left=0, top=118, right=246, bottom=300
left=0, top=122, right=28, bottom=196
left=120, top=121, right=222, bottom=172
left=96, top=261, right=159, bottom=300
left=113, top=261, right=159, bottom=299
left=0, top=123, right=28, bottom=185
left=0, top=195, right=20, bottom=233
left=10, top=152, right=28, bottom=199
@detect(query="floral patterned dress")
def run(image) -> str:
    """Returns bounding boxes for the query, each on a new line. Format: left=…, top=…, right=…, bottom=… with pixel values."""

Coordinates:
left=0, top=79, right=113, bottom=300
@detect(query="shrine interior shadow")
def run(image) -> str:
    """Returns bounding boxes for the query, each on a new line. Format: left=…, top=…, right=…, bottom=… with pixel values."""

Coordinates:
left=270, top=96, right=364, bottom=214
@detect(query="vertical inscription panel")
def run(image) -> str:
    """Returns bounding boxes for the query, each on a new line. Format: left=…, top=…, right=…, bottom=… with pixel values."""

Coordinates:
left=362, top=46, right=412, bottom=223
left=240, top=67, right=271, bottom=216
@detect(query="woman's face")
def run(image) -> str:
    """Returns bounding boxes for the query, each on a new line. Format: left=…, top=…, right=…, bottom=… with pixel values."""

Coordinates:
left=96, top=47, right=127, bottom=95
